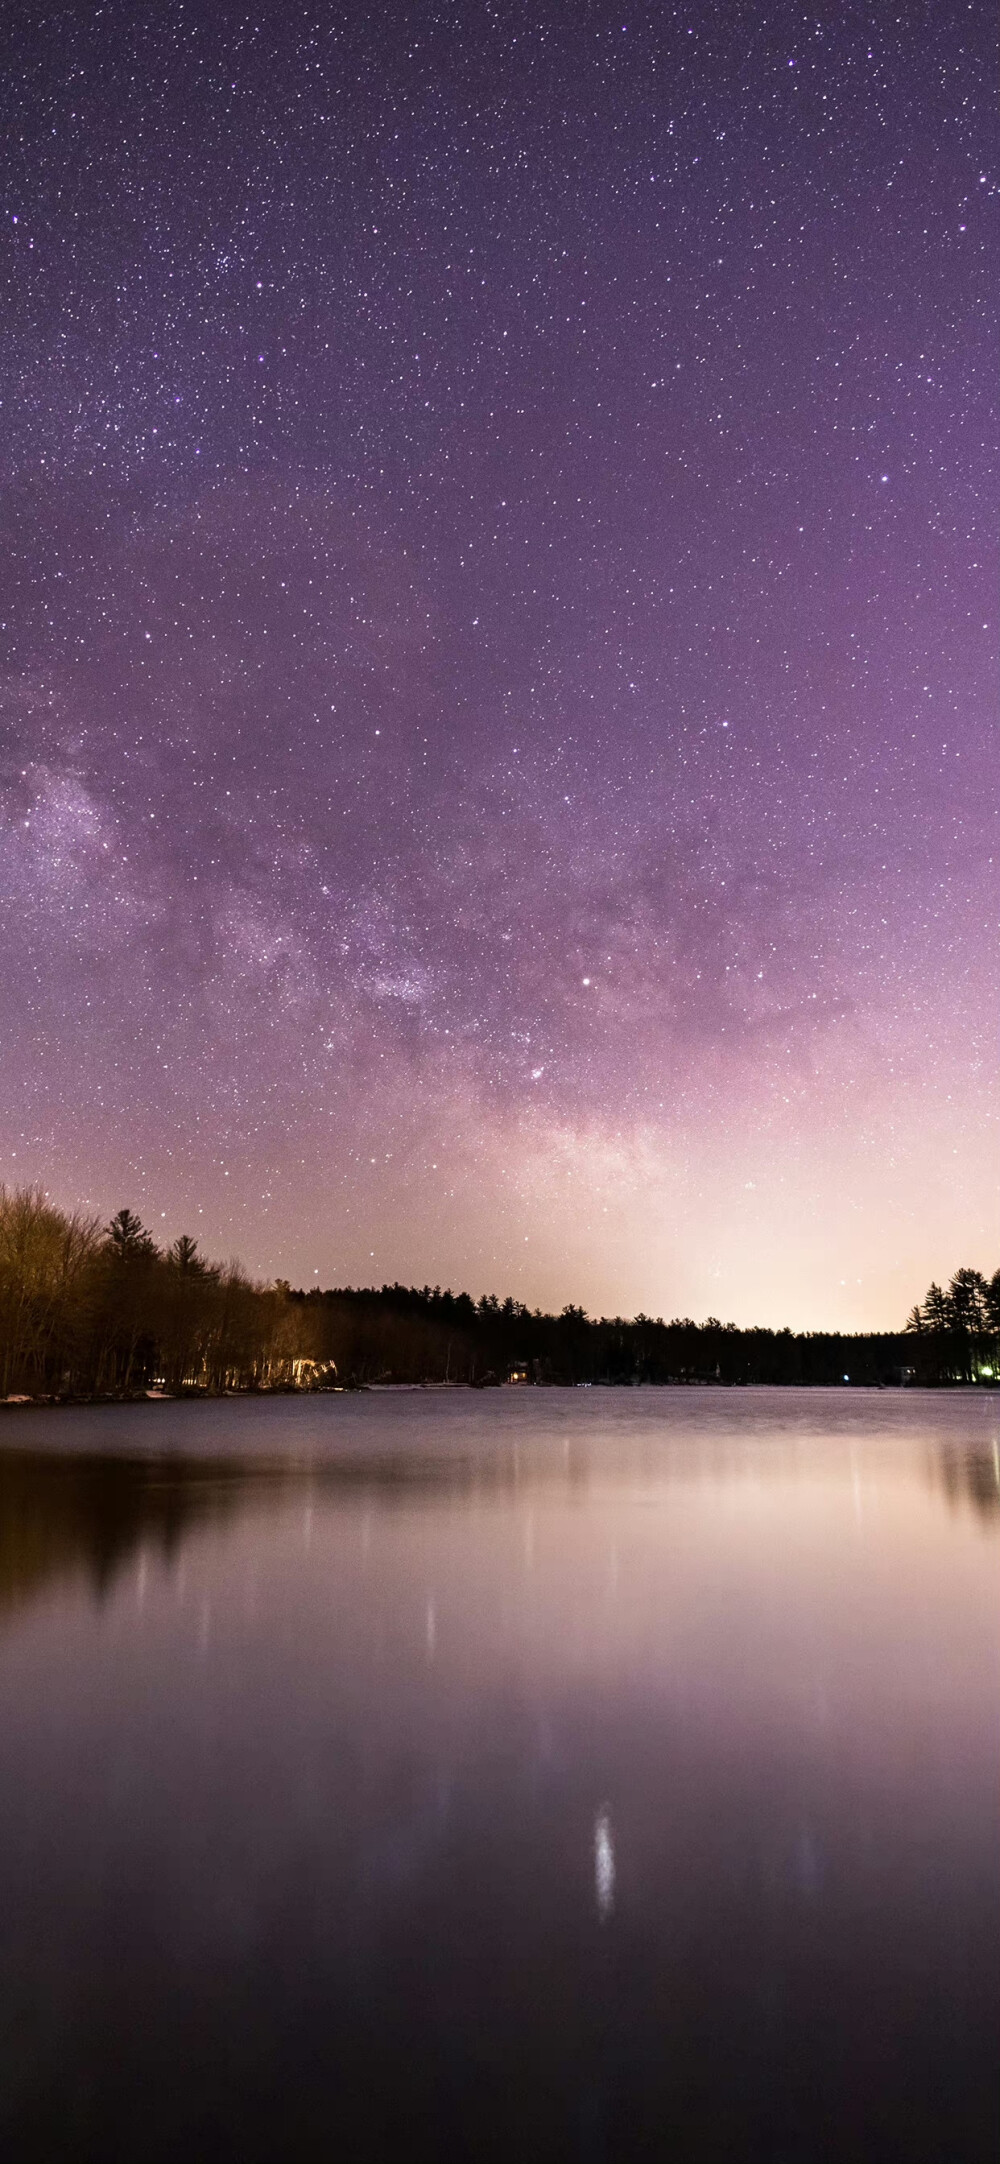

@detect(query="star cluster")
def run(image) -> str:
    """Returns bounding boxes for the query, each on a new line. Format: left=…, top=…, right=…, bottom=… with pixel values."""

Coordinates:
left=1, top=0, right=996, bottom=1325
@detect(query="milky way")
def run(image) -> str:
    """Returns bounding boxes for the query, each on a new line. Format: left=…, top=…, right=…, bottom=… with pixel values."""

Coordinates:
left=1, top=1, right=996, bottom=1326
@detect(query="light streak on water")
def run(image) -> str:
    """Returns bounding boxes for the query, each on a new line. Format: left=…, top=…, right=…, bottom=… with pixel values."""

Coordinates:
left=594, top=1807, right=615, bottom=1920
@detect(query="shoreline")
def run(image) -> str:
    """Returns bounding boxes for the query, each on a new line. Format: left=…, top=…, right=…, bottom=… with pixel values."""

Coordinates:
left=3, top=1377, right=995, bottom=1411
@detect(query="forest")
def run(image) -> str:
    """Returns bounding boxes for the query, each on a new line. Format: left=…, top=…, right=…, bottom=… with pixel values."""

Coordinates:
left=0, top=1184, right=996, bottom=1398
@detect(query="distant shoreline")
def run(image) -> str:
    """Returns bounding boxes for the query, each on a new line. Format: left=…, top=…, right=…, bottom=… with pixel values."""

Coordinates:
left=3, top=1190, right=994, bottom=1395
left=3, top=1376, right=995, bottom=1411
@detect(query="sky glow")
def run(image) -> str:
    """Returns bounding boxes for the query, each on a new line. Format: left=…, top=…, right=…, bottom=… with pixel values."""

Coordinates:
left=0, top=0, right=996, bottom=1327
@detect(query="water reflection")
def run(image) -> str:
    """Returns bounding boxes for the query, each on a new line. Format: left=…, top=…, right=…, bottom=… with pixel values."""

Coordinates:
left=594, top=1807, right=615, bottom=1921
left=0, top=1440, right=523, bottom=1624
left=933, top=1437, right=1000, bottom=1519
left=0, top=1395, right=996, bottom=2164
left=1, top=1414, right=996, bottom=1636
left=0, top=1448, right=252, bottom=1615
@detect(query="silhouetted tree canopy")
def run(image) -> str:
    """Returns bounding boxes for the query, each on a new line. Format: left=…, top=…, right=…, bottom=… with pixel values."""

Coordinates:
left=905, top=1267, right=1000, bottom=1382
left=0, top=1185, right=996, bottom=1397
left=0, top=1187, right=322, bottom=1397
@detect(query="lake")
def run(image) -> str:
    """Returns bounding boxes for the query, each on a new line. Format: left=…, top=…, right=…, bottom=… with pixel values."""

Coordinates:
left=0, top=1389, right=997, bottom=2162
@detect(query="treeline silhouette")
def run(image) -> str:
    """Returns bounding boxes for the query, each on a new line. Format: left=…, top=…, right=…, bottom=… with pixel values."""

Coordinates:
left=1, top=1185, right=997, bottom=1397
left=0, top=1188, right=314, bottom=1397
left=904, top=1267, right=1000, bottom=1384
left=290, top=1284, right=974, bottom=1387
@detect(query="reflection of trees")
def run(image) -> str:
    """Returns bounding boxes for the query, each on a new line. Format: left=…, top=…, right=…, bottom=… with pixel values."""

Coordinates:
left=3, top=1433, right=996, bottom=1634
left=934, top=1445, right=1000, bottom=1522
left=0, top=1451, right=257, bottom=1618
left=0, top=1445, right=525, bottom=1627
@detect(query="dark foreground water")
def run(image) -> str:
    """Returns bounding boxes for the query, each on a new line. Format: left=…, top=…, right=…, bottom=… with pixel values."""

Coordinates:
left=0, top=1390, right=997, bottom=2164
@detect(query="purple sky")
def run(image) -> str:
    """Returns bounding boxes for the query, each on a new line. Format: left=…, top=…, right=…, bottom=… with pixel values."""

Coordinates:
left=1, top=0, right=996, bottom=1326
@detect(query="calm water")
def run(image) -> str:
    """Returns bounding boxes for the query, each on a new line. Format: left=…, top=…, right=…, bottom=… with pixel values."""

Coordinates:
left=0, top=1389, right=997, bottom=2164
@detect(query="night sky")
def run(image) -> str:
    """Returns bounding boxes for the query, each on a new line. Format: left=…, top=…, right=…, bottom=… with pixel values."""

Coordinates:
left=1, top=1, right=996, bottom=1327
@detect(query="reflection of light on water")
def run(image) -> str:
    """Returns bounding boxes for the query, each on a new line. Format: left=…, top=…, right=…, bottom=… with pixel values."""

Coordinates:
left=594, top=1807, right=615, bottom=1920
left=794, top=1827, right=822, bottom=1898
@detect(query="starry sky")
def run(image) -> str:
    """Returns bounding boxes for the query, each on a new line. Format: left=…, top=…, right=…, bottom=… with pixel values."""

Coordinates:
left=1, top=0, right=996, bottom=1328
